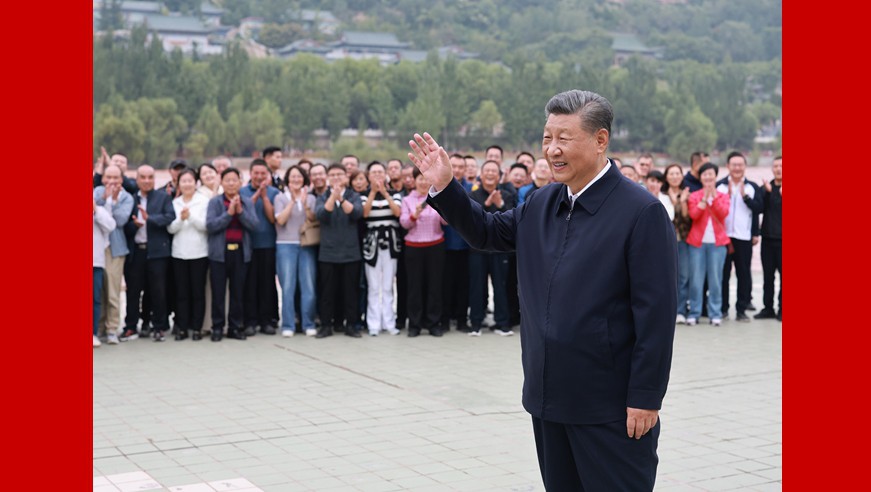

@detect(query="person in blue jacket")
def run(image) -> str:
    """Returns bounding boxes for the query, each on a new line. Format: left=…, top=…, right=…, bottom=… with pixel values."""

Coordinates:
left=408, top=89, right=677, bottom=492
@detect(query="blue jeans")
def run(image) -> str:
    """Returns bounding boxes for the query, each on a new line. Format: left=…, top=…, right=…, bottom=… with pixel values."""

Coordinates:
left=688, top=243, right=726, bottom=320
left=93, top=267, right=104, bottom=336
left=276, top=244, right=317, bottom=331
left=676, top=241, right=691, bottom=316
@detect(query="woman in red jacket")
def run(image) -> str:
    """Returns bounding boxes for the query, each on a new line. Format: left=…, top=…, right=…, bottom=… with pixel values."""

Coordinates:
left=686, top=163, right=731, bottom=326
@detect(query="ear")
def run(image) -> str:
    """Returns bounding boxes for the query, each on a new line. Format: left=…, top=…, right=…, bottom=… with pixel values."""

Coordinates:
left=595, top=129, right=610, bottom=154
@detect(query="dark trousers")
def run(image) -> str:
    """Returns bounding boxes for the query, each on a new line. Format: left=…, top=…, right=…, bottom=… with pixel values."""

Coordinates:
left=722, top=238, right=752, bottom=314
left=405, top=243, right=445, bottom=330
left=318, top=261, right=360, bottom=331
left=442, top=249, right=470, bottom=326
left=532, top=416, right=659, bottom=492
left=761, top=238, right=782, bottom=312
left=244, top=247, right=279, bottom=328
left=173, top=257, right=208, bottom=333
left=469, top=251, right=509, bottom=328
left=506, top=253, right=521, bottom=326
left=124, top=247, right=169, bottom=332
left=395, top=249, right=408, bottom=329
left=210, top=249, right=247, bottom=333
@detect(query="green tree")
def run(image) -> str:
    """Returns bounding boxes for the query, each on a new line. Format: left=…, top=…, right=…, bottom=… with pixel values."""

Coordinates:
left=663, top=95, right=717, bottom=162
left=131, top=98, right=189, bottom=166
left=258, top=23, right=305, bottom=48
left=468, top=100, right=503, bottom=140
left=189, top=103, right=228, bottom=156
left=93, top=104, right=147, bottom=165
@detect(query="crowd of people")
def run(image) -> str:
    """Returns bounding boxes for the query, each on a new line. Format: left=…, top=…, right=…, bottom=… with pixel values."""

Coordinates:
left=91, top=145, right=782, bottom=347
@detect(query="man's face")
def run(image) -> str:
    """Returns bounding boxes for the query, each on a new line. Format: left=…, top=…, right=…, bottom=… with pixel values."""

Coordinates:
left=265, top=151, right=282, bottom=172
left=401, top=167, right=415, bottom=190
left=250, top=165, right=269, bottom=187
left=517, top=153, right=535, bottom=169
left=542, top=113, right=607, bottom=193
left=480, top=162, right=501, bottom=188
left=620, top=166, right=639, bottom=181
left=222, top=171, right=241, bottom=196
left=110, top=154, right=128, bottom=173
left=772, top=158, right=782, bottom=181
left=728, top=156, right=746, bottom=181
left=170, top=167, right=181, bottom=181
left=310, top=166, right=327, bottom=190
left=486, top=148, right=502, bottom=163
left=136, top=166, right=155, bottom=193
left=635, top=157, right=653, bottom=178
left=509, top=167, right=528, bottom=189
left=368, top=165, right=386, bottom=186
left=102, top=165, right=122, bottom=188
left=213, top=158, right=231, bottom=174
left=450, top=156, right=466, bottom=180
left=387, top=160, right=402, bottom=181
left=465, top=158, right=478, bottom=181
left=328, top=168, right=347, bottom=189
left=534, top=158, right=551, bottom=182
left=342, top=157, right=359, bottom=173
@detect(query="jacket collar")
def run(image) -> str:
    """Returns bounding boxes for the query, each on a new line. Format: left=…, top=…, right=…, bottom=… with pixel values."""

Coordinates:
left=554, top=160, right=620, bottom=216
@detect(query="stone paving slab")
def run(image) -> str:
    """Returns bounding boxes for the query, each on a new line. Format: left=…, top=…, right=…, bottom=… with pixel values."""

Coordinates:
left=95, top=272, right=781, bottom=491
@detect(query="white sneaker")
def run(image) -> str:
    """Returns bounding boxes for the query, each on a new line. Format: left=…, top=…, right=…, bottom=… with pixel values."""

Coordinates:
left=468, top=330, right=482, bottom=337
left=369, top=331, right=379, bottom=337
left=676, top=314, right=687, bottom=325
left=385, top=327, right=400, bottom=336
left=711, top=318, right=722, bottom=327
left=686, top=318, right=698, bottom=326
left=305, top=328, right=317, bottom=337
left=93, top=335, right=102, bottom=347
left=495, top=328, right=514, bottom=337
left=106, top=333, right=120, bottom=345
left=281, top=329, right=294, bottom=337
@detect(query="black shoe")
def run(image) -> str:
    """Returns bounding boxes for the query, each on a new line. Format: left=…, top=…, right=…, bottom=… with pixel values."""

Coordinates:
left=407, top=328, right=420, bottom=338
left=345, top=329, right=362, bottom=338
left=754, top=309, right=777, bottom=320
left=140, top=327, right=152, bottom=338
left=315, top=327, right=333, bottom=339
left=244, top=326, right=256, bottom=337
left=260, top=325, right=277, bottom=335
left=735, top=312, right=750, bottom=323
left=153, top=330, right=166, bottom=342
left=119, top=329, right=139, bottom=342
left=776, top=310, right=782, bottom=321
left=174, top=330, right=189, bottom=341
left=746, top=302, right=757, bottom=311
left=191, top=331, right=202, bottom=341
left=228, top=329, right=247, bottom=340
left=429, top=328, right=443, bottom=337
left=211, top=331, right=223, bottom=342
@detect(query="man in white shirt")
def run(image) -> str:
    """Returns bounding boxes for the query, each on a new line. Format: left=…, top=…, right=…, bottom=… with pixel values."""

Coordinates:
left=716, top=152, right=764, bottom=322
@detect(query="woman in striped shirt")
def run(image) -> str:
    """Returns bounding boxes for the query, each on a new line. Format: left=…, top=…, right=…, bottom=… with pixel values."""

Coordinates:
left=361, top=162, right=403, bottom=336
left=400, top=167, right=447, bottom=337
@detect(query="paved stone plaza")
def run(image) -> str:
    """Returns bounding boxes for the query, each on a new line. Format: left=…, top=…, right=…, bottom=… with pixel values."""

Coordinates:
left=94, top=272, right=781, bottom=491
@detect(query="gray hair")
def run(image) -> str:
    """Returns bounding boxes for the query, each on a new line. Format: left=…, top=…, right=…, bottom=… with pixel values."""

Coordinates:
left=544, top=90, right=613, bottom=137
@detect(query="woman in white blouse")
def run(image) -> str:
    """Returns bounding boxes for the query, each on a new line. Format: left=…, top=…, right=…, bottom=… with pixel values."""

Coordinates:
left=168, top=168, right=210, bottom=340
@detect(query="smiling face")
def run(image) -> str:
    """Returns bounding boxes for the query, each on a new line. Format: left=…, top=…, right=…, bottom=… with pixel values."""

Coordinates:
left=328, top=168, right=347, bottom=190
left=509, top=167, right=528, bottom=189
left=665, top=165, right=683, bottom=189
left=700, top=168, right=717, bottom=188
left=249, top=164, right=270, bottom=188
left=178, top=172, right=197, bottom=197
left=287, top=167, right=305, bottom=191
left=136, top=165, right=155, bottom=193
left=199, top=165, right=217, bottom=189
left=728, top=155, right=747, bottom=182
left=265, top=150, right=282, bottom=173
left=542, top=113, right=609, bottom=193
left=221, top=170, right=241, bottom=197
left=480, top=161, right=501, bottom=189
left=309, top=165, right=327, bottom=191
left=465, top=158, right=478, bottom=181
left=368, top=164, right=387, bottom=188
left=635, top=156, right=653, bottom=178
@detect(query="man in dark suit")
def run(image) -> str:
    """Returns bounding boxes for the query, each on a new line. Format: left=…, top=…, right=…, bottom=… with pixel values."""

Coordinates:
left=409, top=90, right=677, bottom=491
left=121, top=165, right=176, bottom=342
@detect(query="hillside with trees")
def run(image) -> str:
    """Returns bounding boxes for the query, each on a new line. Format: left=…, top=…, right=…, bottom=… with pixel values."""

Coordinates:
left=93, top=0, right=781, bottom=165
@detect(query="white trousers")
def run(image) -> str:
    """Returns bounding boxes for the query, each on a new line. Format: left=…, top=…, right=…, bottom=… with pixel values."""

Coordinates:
left=365, top=248, right=397, bottom=334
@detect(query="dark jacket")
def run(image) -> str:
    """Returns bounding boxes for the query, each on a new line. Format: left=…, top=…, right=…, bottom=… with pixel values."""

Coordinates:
left=429, top=162, right=677, bottom=424
left=205, top=194, right=259, bottom=263
left=315, top=188, right=364, bottom=263
left=761, top=181, right=782, bottom=241
left=124, top=189, right=176, bottom=259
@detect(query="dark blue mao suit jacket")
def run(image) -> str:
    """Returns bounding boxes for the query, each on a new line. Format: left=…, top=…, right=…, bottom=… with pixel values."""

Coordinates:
left=429, top=162, right=677, bottom=424
left=123, top=189, right=176, bottom=259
